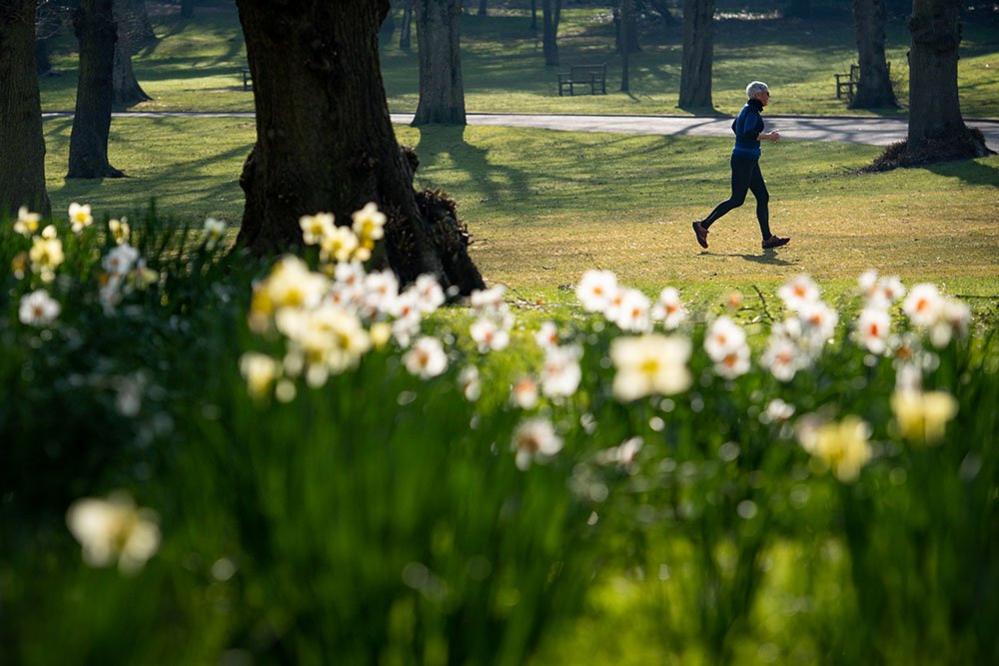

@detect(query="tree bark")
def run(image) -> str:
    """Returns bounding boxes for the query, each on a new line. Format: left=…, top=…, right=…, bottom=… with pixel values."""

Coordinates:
left=541, top=0, right=561, bottom=66
left=128, top=0, right=156, bottom=47
left=112, top=0, right=151, bottom=109
left=785, top=0, right=811, bottom=18
left=67, top=0, right=123, bottom=179
left=413, top=0, right=466, bottom=126
left=477, top=0, right=487, bottom=16
left=678, top=0, right=714, bottom=109
left=620, top=0, right=632, bottom=92
left=399, top=0, right=413, bottom=50
left=906, top=0, right=990, bottom=157
left=0, top=0, right=51, bottom=217
left=850, top=0, right=896, bottom=108
left=234, top=0, right=483, bottom=292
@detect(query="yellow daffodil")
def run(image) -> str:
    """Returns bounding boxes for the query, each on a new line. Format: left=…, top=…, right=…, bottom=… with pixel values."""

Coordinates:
left=14, top=206, right=40, bottom=236
left=108, top=218, right=130, bottom=245
left=891, top=390, right=958, bottom=445
left=68, top=202, right=93, bottom=233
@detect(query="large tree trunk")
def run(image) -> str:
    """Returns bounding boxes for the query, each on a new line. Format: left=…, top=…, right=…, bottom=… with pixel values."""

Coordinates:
left=477, top=0, right=487, bottom=16
left=0, top=0, right=51, bottom=217
left=413, top=0, right=466, bottom=126
left=620, top=0, right=632, bottom=92
left=399, top=0, right=413, bottom=50
left=906, top=0, right=990, bottom=158
left=112, top=0, right=151, bottom=109
left=850, top=0, right=897, bottom=108
left=234, top=0, right=483, bottom=293
left=541, top=0, right=561, bottom=66
left=127, top=0, right=157, bottom=47
left=67, top=0, right=123, bottom=179
left=785, top=0, right=811, bottom=18
left=678, top=0, right=714, bottom=109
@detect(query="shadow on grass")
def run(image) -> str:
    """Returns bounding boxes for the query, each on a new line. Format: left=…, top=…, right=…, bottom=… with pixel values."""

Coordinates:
left=700, top=249, right=796, bottom=266
left=925, top=158, right=999, bottom=187
left=413, top=124, right=533, bottom=213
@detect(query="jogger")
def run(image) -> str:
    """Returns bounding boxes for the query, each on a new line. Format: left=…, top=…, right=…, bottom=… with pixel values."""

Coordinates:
left=692, top=80, right=789, bottom=251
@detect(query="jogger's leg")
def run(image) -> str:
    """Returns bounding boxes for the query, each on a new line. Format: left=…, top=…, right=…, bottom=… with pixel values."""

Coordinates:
left=702, top=155, right=752, bottom=229
left=748, top=162, right=771, bottom=239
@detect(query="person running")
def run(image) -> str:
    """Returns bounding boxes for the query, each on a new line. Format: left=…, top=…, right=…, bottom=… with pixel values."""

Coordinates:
left=692, top=81, right=790, bottom=250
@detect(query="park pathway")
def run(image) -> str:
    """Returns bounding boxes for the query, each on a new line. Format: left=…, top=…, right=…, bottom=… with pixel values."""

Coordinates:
left=43, top=111, right=999, bottom=151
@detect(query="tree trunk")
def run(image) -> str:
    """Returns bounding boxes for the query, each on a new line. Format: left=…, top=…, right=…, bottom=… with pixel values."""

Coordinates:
left=850, top=0, right=896, bottom=108
left=112, top=0, right=151, bottom=109
left=542, top=0, right=561, bottom=66
left=128, top=0, right=156, bottom=47
left=234, top=0, right=483, bottom=293
left=413, top=0, right=466, bottom=126
left=530, top=0, right=537, bottom=31
left=648, top=0, right=680, bottom=29
left=0, top=0, right=51, bottom=217
left=35, top=37, right=51, bottom=75
left=67, top=0, right=123, bottom=179
left=785, top=0, right=811, bottom=18
left=180, top=0, right=194, bottom=19
left=620, top=0, right=632, bottom=92
left=678, top=0, right=714, bottom=109
left=477, top=0, right=487, bottom=16
left=399, top=0, right=413, bottom=50
left=905, top=0, right=990, bottom=157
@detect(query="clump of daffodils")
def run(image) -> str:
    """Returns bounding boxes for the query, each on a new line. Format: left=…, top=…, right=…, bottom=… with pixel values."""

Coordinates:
left=29, top=226, right=64, bottom=283
left=99, top=243, right=159, bottom=313
left=762, top=274, right=838, bottom=382
left=108, top=217, right=130, bottom=245
left=902, top=283, right=971, bottom=348
left=13, top=206, right=41, bottom=236
left=469, top=285, right=513, bottom=353
left=796, top=415, right=872, bottom=483
left=66, top=494, right=161, bottom=574
left=891, top=389, right=958, bottom=445
left=576, top=270, right=689, bottom=334
left=299, top=203, right=386, bottom=266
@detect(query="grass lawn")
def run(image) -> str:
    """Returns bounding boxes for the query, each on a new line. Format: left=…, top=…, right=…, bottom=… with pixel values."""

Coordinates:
left=38, top=2, right=999, bottom=118
left=42, top=116, right=999, bottom=308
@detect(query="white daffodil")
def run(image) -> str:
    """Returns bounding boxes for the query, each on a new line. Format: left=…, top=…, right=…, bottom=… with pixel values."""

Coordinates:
left=102, top=243, right=140, bottom=276
left=203, top=217, right=226, bottom=249
left=761, top=336, right=800, bottom=382
left=535, top=321, right=560, bottom=350
left=413, top=274, right=446, bottom=313
left=798, top=300, right=838, bottom=343
left=595, top=437, right=644, bottom=470
left=470, top=317, right=510, bottom=353
left=299, top=212, right=336, bottom=245
left=68, top=202, right=93, bottom=233
left=18, top=289, right=60, bottom=327
left=511, top=376, right=539, bottom=409
left=240, top=352, right=280, bottom=398
left=320, top=226, right=360, bottom=264
left=540, top=345, right=582, bottom=398
left=458, top=365, right=481, bottom=401
left=652, top=287, right=687, bottom=330
left=714, top=344, right=751, bottom=379
left=107, top=218, right=130, bottom=245
left=28, top=234, right=64, bottom=282
left=403, top=336, right=448, bottom=379
left=778, top=274, right=820, bottom=313
left=611, top=334, right=692, bottom=402
left=760, top=398, right=796, bottom=424
left=511, top=417, right=563, bottom=470
left=902, top=283, right=943, bottom=328
left=611, top=288, right=652, bottom=333
left=470, top=285, right=506, bottom=315
left=704, top=316, right=747, bottom=363
left=575, top=269, right=619, bottom=314
left=856, top=307, right=891, bottom=355
left=66, top=494, right=161, bottom=574
left=351, top=202, right=386, bottom=243
left=14, top=206, right=41, bottom=236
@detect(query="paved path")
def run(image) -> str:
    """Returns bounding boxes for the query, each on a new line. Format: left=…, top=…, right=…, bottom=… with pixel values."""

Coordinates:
left=43, top=111, right=999, bottom=151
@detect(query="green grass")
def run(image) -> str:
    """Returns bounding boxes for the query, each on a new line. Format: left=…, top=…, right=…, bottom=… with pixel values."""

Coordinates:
left=38, top=3, right=999, bottom=118
left=43, top=117, right=999, bottom=303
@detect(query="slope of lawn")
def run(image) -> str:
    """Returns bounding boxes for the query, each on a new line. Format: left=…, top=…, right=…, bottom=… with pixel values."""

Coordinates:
left=37, top=1, right=999, bottom=118
left=42, top=117, right=999, bottom=306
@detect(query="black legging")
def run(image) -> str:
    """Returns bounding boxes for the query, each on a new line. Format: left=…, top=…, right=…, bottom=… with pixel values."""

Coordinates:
left=701, top=154, right=771, bottom=240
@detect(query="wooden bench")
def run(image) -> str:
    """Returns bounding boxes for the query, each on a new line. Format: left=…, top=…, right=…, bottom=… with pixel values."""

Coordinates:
left=558, top=64, right=607, bottom=96
left=241, top=67, right=252, bottom=91
left=835, top=62, right=891, bottom=102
